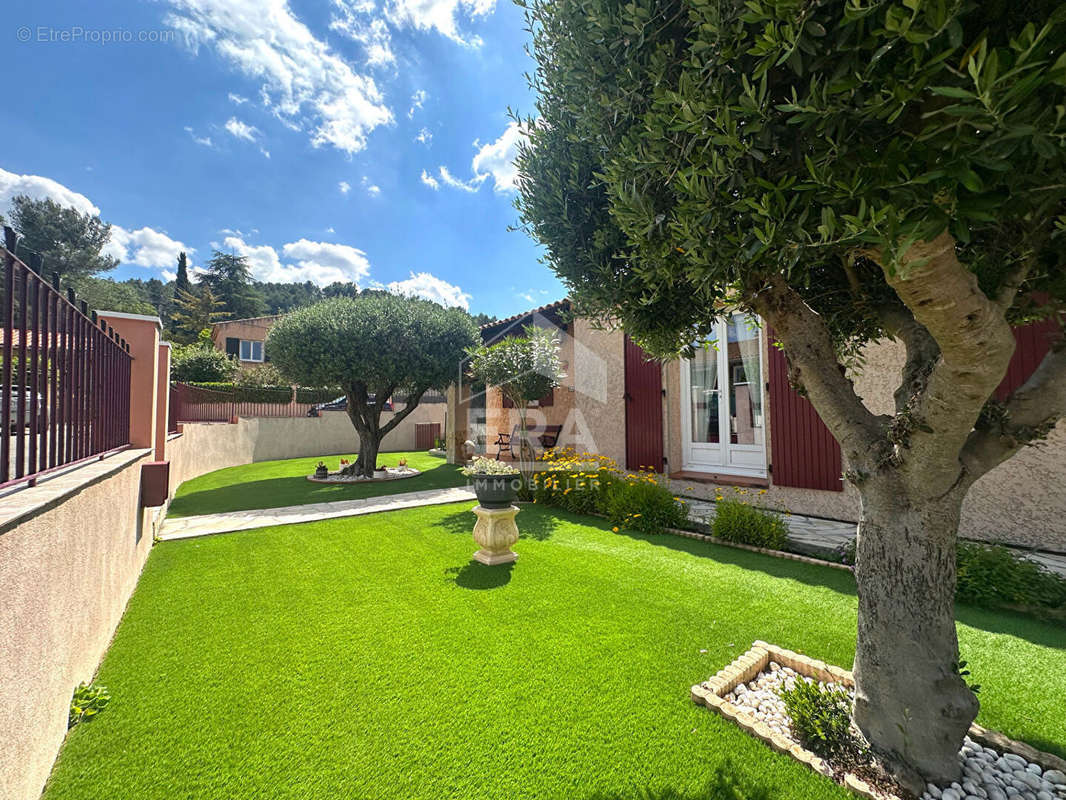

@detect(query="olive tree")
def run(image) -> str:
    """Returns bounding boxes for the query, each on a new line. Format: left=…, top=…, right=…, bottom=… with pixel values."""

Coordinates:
left=515, top=0, right=1066, bottom=789
left=469, top=325, right=565, bottom=470
left=267, top=294, right=478, bottom=477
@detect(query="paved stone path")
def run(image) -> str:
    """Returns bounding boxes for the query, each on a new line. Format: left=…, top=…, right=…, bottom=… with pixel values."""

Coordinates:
left=685, top=499, right=1066, bottom=577
left=159, top=486, right=477, bottom=541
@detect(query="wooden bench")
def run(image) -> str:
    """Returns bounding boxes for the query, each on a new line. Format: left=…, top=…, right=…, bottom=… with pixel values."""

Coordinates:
left=494, top=424, right=563, bottom=460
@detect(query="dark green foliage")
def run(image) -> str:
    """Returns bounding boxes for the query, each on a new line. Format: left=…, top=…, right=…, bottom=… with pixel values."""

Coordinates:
left=69, top=682, right=110, bottom=728
left=516, top=0, right=1066, bottom=357
left=779, top=679, right=855, bottom=758
left=201, top=251, right=265, bottom=320
left=183, top=383, right=293, bottom=404
left=605, top=474, right=689, bottom=535
left=175, top=252, right=192, bottom=296
left=956, top=541, right=1066, bottom=611
left=68, top=276, right=157, bottom=316
left=170, top=344, right=239, bottom=383
left=235, top=362, right=287, bottom=388
left=294, top=386, right=344, bottom=404
left=712, top=501, right=789, bottom=550
left=5, top=196, right=118, bottom=281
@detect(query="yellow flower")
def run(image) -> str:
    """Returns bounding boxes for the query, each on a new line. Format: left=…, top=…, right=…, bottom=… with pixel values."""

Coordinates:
left=611, top=526, right=619, bottom=532
left=758, top=489, right=767, bottom=495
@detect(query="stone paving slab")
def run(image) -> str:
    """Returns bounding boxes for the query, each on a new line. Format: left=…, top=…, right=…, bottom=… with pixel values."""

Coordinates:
left=159, top=486, right=477, bottom=541
left=684, top=498, right=1066, bottom=577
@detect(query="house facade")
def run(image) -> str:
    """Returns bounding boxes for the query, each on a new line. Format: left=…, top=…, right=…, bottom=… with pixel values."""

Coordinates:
left=448, top=299, right=1065, bottom=551
left=210, top=315, right=284, bottom=366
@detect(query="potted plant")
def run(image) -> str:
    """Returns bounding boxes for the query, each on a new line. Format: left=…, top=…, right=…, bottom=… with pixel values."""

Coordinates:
left=461, top=456, right=521, bottom=509
left=314, top=461, right=329, bottom=479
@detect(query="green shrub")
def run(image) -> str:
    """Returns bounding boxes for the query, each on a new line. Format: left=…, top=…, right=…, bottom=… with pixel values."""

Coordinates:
left=170, top=343, right=239, bottom=383
left=236, top=362, right=287, bottom=387
left=712, top=500, right=789, bottom=550
left=69, top=682, right=110, bottom=728
left=184, top=383, right=294, bottom=404
left=956, top=542, right=1066, bottom=611
left=295, top=386, right=343, bottom=404
left=778, top=679, right=854, bottom=758
left=530, top=462, right=616, bottom=516
left=605, top=473, right=688, bottom=535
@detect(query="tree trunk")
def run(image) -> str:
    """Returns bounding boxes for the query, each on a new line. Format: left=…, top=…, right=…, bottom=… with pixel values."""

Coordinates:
left=345, top=401, right=381, bottom=478
left=358, top=434, right=381, bottom=478
left=852, top=479, right=979, bottom=794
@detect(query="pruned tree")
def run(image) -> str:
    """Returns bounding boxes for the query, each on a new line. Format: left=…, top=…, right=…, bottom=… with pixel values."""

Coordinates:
left=469, top=325, right=565, bottom=470
left=3, top=195, right=118, bottom=281
left=266, top=294, right=479, bottom=477
left=515, top=0, right=1066, bottom=790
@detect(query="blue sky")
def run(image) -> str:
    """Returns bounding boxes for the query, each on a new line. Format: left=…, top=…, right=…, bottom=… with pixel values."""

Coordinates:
left=1, top=0, right=563, bottom=317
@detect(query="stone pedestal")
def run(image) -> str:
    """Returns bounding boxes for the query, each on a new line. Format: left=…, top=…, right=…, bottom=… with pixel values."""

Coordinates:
left=472, top=504, right=520, bottom=565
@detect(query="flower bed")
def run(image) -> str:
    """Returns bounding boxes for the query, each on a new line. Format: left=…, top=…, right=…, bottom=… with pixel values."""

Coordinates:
left=691, top=642, right=1066, bottom=800
left=307, top=466, right=420, bottom=484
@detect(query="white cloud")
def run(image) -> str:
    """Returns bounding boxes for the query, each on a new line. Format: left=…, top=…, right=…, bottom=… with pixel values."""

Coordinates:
left=219, top=235, right=371, bottom=286
left=228, top=92, right=249, bottom=104
left=184, top=126, right=214, bottom=147
left=326, top=226, right=336, bottom=233
left=104, top=226, right=192, bottom=269
left=361, top=176, right=381, bottom=196
left=408, top=89, right=427, bottom=118
left=437, top=165, right=484, bottom=193
left=162, top=269, right=178, bottom=282
left=224, top=116, right=260, bottom=142
left=387, top=271, right=470, bottom=309
left=166, top=0, right=393, bottom=155
left=428, top=121, right=526, bottom=195
left=472, top=120, right=525, bottom=191
left=330, top=1, right=395, bottom=67
left=420, top=169, right=439, bottom=190
left=0, top=167, right=99, bottom=216
left=339, top=180, right=352, bottom=194
left=415, top=126, right=432, bottom=145
left=386, top=0, right=495, bottom=46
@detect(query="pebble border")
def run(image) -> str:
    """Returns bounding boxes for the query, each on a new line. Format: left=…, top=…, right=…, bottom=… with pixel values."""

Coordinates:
left=690, top=641, right=1066, bottom=800
left=306, top=468, right=421, bottom=484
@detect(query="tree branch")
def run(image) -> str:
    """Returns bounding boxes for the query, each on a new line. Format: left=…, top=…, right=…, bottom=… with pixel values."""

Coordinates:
left=379, top=386, right=428, bottom=437
left=752, top=274, right=885, bottom=475
left=877, top=305, right=941, bottom=415
left=961, top=341, right=1066, bottom=481
left=870, top=233, right=1016, bottom=490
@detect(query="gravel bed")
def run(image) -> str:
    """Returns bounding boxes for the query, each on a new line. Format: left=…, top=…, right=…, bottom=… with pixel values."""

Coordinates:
left=718, top=664, right=1066, bottom=800
left=308, top=467, right=420, bottom=483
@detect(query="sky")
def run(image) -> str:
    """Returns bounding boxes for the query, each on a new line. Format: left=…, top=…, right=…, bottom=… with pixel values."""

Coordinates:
left=0, top=0, right=564, bottom=317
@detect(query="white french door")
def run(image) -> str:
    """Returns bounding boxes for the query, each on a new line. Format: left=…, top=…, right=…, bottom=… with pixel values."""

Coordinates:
left=680, top=313, right=767, bottom=477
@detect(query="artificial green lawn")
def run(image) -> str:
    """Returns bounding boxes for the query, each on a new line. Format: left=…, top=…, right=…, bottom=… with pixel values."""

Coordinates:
left=44, top=504, right=1066, bottom=800
left=167, top=450, right=465, bottom=517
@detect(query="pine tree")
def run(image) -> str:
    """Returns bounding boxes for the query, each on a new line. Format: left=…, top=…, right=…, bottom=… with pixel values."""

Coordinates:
left=175, top=251, right=192, bottom=296
left=202, top=251, right=265, bottom=320
left=171, top=285, right=225, bottom=343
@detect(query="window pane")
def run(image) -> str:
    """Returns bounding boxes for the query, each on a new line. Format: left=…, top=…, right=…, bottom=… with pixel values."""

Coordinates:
left=239, top=340, right=250, bottom=360
left=252, top=341, right=262, bottom=361
left=726, top=314, right=763, bottom=445
left=688, top=334, right=720, bottom=444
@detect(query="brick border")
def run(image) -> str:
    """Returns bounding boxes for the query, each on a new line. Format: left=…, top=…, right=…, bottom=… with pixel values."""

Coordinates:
left=690, top=641, right=1066, bottom=800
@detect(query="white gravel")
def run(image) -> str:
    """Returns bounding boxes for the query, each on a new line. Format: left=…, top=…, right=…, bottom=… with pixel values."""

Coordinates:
left=311, top=466, right=419, bottom=483
left=712, top=663, right=1066, bottom=800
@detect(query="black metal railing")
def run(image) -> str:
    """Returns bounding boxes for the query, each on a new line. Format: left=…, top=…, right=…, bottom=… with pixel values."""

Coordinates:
left=1, top=227, right=132, bottom=488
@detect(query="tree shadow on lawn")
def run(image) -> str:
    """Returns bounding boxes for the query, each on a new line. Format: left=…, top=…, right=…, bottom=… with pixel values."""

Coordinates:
left=584, top=764, right=775, bottom=800
left=431, top=506, right=560, bottom=542
left=607, top=525, right=1066, bottom=650
left=168, top=467, right=465, bottom=517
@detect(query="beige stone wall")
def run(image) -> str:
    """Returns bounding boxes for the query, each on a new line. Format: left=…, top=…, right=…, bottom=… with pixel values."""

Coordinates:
left=571, top=320, right=627, bottom=466
left=0, top=450, right=162, bottom=800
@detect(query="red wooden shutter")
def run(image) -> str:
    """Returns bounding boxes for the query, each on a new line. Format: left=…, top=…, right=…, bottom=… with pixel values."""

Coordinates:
left=539, top=389, right=554, bottom=406
left=995, top=318, right=1060, bottom=400
left=766, top=331, right=843, bottom=492
left=624, top=336, right=664, bottom=472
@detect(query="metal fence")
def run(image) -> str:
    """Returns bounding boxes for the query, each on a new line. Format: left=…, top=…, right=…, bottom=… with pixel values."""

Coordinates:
left=1, top=227, right=132, bottom=488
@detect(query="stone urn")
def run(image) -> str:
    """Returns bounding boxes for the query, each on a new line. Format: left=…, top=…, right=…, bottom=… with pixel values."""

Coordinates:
left=471, top=475, right=518, bottom=509
left=472, top=505, right=520, bottom=565
left=314, top=463, right=329, bottom=479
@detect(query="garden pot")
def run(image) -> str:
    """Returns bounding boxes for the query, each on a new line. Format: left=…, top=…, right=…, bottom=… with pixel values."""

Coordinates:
left=471, top=475, right=518, bottom=509
left=314, top=466, right=329, bottom=479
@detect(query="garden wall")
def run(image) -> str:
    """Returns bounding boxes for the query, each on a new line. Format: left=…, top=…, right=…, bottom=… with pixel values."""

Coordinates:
left=0, top=400, right=445, bottom=800
left=0, top=448, right=163, bottom=800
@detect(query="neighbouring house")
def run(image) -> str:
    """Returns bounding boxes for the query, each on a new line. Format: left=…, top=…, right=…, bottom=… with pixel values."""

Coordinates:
left=210, top=315, right=285, bottom=366
left=447, top=298, right=1065, bottom=551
